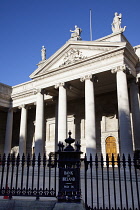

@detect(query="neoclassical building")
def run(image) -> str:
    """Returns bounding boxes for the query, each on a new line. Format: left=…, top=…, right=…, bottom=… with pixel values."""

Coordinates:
left=1, top=14, right=140, bottom=160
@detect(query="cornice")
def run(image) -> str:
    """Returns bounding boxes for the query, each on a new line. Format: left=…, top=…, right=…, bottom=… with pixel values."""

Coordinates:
left=11, top=88, right=49, bottom=101
left=11, top=89, right=35, bottom=100
left=124, top=46, right=139, bottom=66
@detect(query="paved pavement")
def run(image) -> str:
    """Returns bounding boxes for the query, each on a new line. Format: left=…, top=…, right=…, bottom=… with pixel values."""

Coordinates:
left=0, top=197, right=86, bottom=210
left=53, top=201, right=85, bottom=210
left=0, top=198, right=57, bottom=210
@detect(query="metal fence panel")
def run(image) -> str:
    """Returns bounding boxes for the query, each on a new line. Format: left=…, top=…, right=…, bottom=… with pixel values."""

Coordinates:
left=0, top=153, right=57, bottom=199
left=0, top=152, right=139, bottom=210
left=83, top=154, right=140, bottom=210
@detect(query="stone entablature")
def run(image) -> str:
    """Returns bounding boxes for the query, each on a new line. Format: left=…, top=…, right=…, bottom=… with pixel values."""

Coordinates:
left=12, top=90, right=52, bottom=108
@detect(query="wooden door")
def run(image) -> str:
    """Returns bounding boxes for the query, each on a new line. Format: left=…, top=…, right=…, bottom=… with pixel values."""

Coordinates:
left=106, top=136, right=117, bottom=163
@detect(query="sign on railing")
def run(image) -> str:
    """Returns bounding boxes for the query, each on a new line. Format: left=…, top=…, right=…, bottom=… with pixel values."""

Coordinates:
left=57, top=132, right=82, bottom=201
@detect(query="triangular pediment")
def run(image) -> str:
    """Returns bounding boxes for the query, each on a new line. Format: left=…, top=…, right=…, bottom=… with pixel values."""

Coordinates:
left=30, top=37, right=127, bottom=79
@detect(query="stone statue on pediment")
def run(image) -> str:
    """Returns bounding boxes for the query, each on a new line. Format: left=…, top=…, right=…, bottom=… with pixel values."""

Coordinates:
left=70, top=25, right=82, bottom=40
left=41, top=46, right=46, bottom=61
left=111, top=12, right=126, bottom=33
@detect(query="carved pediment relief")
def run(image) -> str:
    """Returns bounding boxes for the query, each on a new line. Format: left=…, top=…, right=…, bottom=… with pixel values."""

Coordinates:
left=59, top=48, right=86, bottom=67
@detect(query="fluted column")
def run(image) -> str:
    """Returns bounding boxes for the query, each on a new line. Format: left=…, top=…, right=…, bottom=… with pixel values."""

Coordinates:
left=112, top=65, right=133, bottom=156
left=129, top=79, right=140, bottom=150
left=19, top=104, right=28, bottom=156
left=55, top=83, right=67, bottom=143
left=81, top=75, right=96, bottom=159
left=4, top=108, right=13, bottom=155
left=34, top=89, right=44, bottom=156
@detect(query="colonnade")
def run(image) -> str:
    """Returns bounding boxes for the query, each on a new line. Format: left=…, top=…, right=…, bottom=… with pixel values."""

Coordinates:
left=3, top=65, right=140, bottom=157
left=112, top=65, right=140, bottom=156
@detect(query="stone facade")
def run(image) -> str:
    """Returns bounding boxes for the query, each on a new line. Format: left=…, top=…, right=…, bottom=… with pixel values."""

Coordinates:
left=0, top=30, right=140, bottom=159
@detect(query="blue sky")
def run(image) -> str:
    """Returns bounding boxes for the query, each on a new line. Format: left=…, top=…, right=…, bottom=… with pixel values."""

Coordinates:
left=0, top=0, right=140, bottom=86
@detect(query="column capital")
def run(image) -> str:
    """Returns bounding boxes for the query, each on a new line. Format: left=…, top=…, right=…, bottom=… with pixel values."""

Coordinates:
left=80, top=74, right=98, bottom=83
left=55, top=82, right=65, bottom=89
left=18, top=104, right=31, bottom=110
left=33, top=88, right=44, bottom=95
left=80, top=74, right=92, bottom=82
left=18, top=104, right=26, bottom=109
left=111, top=65, right=131, bottom=74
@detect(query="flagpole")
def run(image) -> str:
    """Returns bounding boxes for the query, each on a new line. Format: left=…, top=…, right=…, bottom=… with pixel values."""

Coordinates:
left=90, top=9, right=92, bottom=41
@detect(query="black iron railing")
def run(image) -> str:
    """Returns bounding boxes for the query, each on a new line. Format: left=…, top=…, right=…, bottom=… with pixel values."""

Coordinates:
left=0, top=153, right=57, bottom=199
left=83, top=154, right=140, bottom=210
left=0, top=152, right=140, bottom=210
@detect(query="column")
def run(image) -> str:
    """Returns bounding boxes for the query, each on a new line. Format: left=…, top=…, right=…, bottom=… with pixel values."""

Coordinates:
left=4, top=108, right=13, bottom=155
left=55, top=83, right=67, bottom=143
left=34, top=89, right=44, bottom=156
left=129, top=79, right=140, bottom=150
left=19, top=104, right=28, bottom=156
left=112, top=65, right=133, bottom=156
left=81, top=75, right=96, bottom=159
left=54, top=96, right=58, bottom=151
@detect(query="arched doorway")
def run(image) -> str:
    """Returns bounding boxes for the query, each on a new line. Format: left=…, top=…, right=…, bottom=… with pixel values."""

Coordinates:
left=105, top=136, right=117, bottom=163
